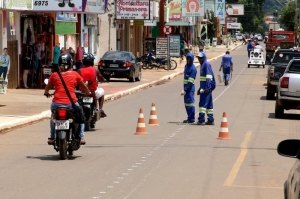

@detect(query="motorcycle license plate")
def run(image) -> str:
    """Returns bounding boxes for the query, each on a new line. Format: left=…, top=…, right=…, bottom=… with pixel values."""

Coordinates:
left=55, top=120, right=69, bottom=130
left=83, top=97, right=93, bottom=103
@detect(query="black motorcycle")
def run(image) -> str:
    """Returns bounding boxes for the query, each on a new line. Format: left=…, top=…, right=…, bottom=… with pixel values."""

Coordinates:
left=76, top=90, right=100, bottom=131
left=140, top=50, right=177, bottom=70
left=51, top=106, right=81, bottom=160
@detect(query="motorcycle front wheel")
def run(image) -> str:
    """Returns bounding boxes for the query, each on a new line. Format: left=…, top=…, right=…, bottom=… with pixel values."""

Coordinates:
left=59, top=138, right=68, bottom=160
left=164, top=59, right=177, bottom=70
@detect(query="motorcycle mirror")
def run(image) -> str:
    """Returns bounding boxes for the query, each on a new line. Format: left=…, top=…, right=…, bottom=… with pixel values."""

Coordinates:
left=44, top=78, right=49, bottom=85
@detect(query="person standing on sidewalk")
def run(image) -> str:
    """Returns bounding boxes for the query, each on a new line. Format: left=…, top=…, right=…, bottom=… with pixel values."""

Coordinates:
left=219, top=51, right=233, bottom=86
left=196, top=52, right=216, bottom=125
left=181, top=52, right=197, bottom=123
left=0, top=48, right=10, bottom=81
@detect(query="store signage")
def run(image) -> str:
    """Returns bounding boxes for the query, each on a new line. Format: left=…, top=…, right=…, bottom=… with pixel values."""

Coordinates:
left=182, top=0, right=204, bottom=17
left=226, top=4, right=244, bottom=16
left=227, top=22, right=241, bottom=29
left=32, top=0, right=82, bottom=11
left=83, top=0, right=106, bottom=14
left=56, top=12, right=78, bottom=22
left=156, top=37, right=168, bottom=58
left=116, top=0, right=151, bottom=20
left=215, top=0, right=225, bottom=25
left=169, top=35, right=180, bottom=57
left=227, top=17, right=238, bottom=23
left=3, top=0, right=32, bottom=10
left=168, top=0, right=182, bottom=21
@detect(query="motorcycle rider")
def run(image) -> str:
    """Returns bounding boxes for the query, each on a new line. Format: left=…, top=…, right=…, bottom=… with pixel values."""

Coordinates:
left=196, top=52, right=216, bottom=125
left=181, top=52, right=197, bottom=123
left=44, top=53, right=90, bottom=145
left=219, top=51, right=233, bottom=86
left=78, top=53, right=107, bottom=118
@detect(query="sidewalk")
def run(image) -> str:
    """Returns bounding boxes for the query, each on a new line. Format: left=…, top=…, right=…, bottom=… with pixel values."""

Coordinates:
left=0, top=42, right=242, bottom=133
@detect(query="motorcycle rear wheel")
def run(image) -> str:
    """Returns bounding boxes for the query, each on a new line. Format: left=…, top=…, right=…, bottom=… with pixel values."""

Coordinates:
left=59, top=138, right=68, bottom=160
left=164, top=60, right=177, bottom=70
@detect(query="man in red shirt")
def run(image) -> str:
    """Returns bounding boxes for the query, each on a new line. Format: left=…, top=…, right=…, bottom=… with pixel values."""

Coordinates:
left=44, top=53, right=90, bottom=145
left=78, top=53, right=107, bottom=117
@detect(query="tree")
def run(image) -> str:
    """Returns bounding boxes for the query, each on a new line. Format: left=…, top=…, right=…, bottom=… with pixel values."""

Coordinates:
left=278, top=1, right=296, bottom=31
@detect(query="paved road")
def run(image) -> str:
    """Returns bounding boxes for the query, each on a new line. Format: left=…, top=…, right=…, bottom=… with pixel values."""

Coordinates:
left=0, top=43, right=297, bottom=199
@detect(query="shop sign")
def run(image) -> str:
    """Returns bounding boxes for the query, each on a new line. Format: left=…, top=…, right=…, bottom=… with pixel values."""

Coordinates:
left=85, top=14, right=97, bottom=26
left=56, top=12, right=78, bottom=22
left=116, top=0, right=151, bottom=20
left=226, top=4, right=244, bottom=16
left=182, top=0, right=204, bottom=17
left=168, top=0, right=182, bottom=21
left=227, top=22, right=241, bottom=29
left=227, top=17, right=238, bottom=23
left=156, top=37, right=168, bottom=58
left=169, top=35, right=180, bottom=57
left=4, top=0, right=32, bottom=10
left=215, top=0, right=225, bottom=25
left=204, top=0, right=215, bottom=12
left=83, top=0, right=106, bottom=14
left=32, top=0, right=82, bottom=11
left=55, top=22, right=76, bottom=35
left=144, top=20, right=157, bottom=27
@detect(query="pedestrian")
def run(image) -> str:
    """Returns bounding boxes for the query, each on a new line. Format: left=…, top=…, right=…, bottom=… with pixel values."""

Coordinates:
left=0, top=48, right=10, bottom=81
left=181, top=52, right=197, bottom=123
left=247, top=40, right=254, bottom=58
left=219, top=51, right=233, bottom=86
left=196, top=52, right=216, bottom=125
left=75, top=41, right=83, bottom=70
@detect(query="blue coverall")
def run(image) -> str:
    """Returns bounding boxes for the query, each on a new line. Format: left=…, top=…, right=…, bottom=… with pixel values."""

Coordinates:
left=183, top=53, right=197, bottom=122
left=198, top=53, right=215, bottom=124
left=220, top=54, right=233, bottom=85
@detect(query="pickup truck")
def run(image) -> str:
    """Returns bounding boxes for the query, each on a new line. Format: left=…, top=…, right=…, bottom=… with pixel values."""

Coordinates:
left=275, top=58, right=300, bottom=118
left=266, top=48, right=300, bottom=100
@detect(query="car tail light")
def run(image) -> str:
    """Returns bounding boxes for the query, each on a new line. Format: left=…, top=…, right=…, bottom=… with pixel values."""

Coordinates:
left=280, top=77, right=289, bottom=88
left=98, top=60, right=104, bottom=68
left=123, top=61, right=133, bottom=68
left=56, top=109, right=67, bottom=120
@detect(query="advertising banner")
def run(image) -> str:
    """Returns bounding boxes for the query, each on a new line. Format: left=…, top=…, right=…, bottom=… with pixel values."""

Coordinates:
left=168, top=0, right=182, bottom=21
left=156, top=37, right=168, bottom=58
left=32, top=0, right=82, bottom=11
left=226, top=4, right=244, bottom=16
left=4, top=0, right=31, bottom=10
left=182, top=0, right=204, bottom=17
left=215, top=0, right=225, bottom=24
left=227, top=22, right=241, bottom=29
left=169, top=35, right=180, bottom=57
left=115, top=0, right=151, bottom=20
left=83, top=0, right=106, bottom=13
left=227, top=17, right=238, bottom=23
left=56, top=12, right=78, bottom=22
left=204, top=0, right=215, bottom=12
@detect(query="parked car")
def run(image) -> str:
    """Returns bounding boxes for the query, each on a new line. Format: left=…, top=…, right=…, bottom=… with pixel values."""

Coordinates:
left=98, top=51, right=142, bottom=82
left=275, top=58, right=300, bottom=118
left=277, top=139, right=300, bottom=199
left=266, top=48, right=300, bottom=100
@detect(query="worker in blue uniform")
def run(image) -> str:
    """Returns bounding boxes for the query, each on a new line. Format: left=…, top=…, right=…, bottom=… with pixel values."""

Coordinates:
left=196, top=52, right=216, bottom=125
left=219, top=51, right=233, bottom=86
left=181, top=52, right=197, bottom=123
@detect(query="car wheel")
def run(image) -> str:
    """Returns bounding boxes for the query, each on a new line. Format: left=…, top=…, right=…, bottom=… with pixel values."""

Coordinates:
left=263, top=65, right=265, bottom=68
left=275, top=99, right=284, bottom=118
left=129, top=70, right=136, bottom=82
left=266, top=89, right=275, bottom=100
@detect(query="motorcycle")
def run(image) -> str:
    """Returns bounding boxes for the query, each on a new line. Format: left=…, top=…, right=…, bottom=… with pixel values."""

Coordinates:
left=76, top=90, right=100, bottom=131
left=51, top=105, right=82, bottom=160
left=140, top=50, right=177, bottom=70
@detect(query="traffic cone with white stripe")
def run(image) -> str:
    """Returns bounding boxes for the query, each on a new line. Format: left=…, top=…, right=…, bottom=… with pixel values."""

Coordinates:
left=148, top=103, right=159, bottom=126
left=135, top=108, right=147, bottom=135
left=217, top=112, right=231, bottom=140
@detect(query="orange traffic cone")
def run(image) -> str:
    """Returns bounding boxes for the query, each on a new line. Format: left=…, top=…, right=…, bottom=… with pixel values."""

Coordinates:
left=217, top=112, right=231, bottom=140
left=135, top=108, right=147, bottom=135
left=148, top=103, right=159, bottom=126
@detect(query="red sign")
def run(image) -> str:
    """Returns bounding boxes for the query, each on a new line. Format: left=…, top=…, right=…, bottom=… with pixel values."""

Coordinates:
left=163, top=26, right=172, bottom=35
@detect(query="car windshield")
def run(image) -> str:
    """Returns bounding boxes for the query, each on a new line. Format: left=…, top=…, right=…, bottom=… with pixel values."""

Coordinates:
left=288, top=60, right=300, bottom=72
left=273, top=52, right=300, bottom=64
left=103, top=52, right=131, bottom=60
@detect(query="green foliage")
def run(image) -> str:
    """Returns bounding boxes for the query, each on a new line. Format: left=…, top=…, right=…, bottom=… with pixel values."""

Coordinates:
left=278, top=1, right=296, bottom=31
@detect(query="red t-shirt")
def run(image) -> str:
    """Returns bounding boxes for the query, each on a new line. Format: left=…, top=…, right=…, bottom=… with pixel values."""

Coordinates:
left=48, top=71, right=83, bottom=104
left=79, top=66, right=98, bottom=91
left=75, top=47, right=83, bottom=62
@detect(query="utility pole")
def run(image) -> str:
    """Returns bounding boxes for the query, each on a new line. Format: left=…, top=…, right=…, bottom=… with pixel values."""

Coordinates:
left=159, top=0, right=165, bottom=36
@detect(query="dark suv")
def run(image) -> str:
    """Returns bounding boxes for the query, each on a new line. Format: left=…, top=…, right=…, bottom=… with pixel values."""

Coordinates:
left=266, top=48, right=300, bottom=100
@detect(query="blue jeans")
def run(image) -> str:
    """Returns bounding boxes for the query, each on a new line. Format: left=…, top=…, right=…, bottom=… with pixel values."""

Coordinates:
left=50, top=102, right=85, bottom=139
left=0, top=66, right=8, bottom=80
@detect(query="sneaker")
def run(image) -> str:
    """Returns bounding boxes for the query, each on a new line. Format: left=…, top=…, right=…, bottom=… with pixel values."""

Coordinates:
left=47, top=138, right=55, bottom=145
left=183, top=119, right=194, bottom=124
left=80, top=139, right=86, bottom=145
left=100, top=110, right=107, bottom=118
left=205, top=121, right=215, bottom=125
left=196, top=121, right=205, bottom=125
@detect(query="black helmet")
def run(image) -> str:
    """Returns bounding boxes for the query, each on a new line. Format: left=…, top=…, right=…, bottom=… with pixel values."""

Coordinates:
left=58, top=53, right=73, bottom=70
left=83, top=53, right=95, bottom=66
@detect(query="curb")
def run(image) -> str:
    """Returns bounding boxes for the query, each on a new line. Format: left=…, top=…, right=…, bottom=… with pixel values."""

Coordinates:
left=0, top=43, right=242, bottom=133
